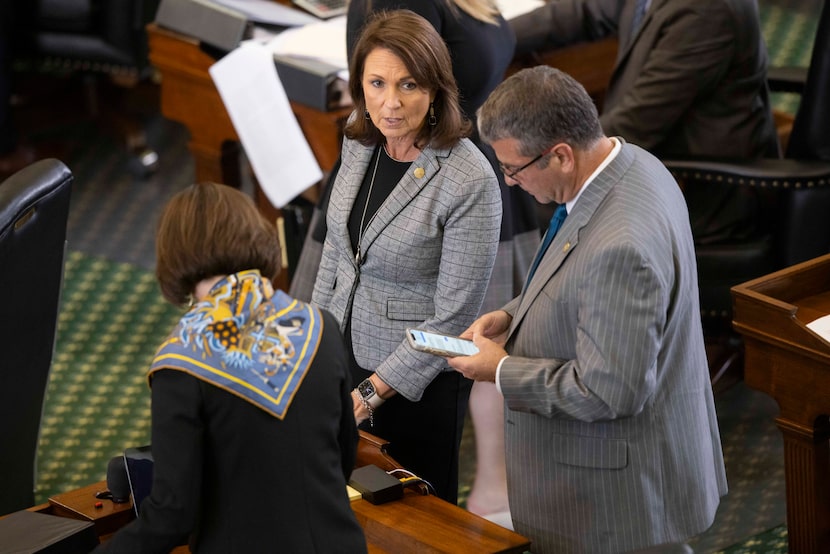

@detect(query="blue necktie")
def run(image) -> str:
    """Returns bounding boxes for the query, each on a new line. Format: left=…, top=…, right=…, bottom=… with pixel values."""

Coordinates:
left=526, top=204, right=567, bottom=288
left=630, top=0, right=648, bottom=39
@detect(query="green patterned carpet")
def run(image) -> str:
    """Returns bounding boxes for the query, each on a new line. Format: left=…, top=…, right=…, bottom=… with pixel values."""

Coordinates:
left=36, top=251, right=183, bottom=501
left=763, top=0, right=822, bottom=114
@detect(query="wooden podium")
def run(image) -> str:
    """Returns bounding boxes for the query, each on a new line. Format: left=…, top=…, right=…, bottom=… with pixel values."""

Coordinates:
left=731, top=253, right=830, bottom=554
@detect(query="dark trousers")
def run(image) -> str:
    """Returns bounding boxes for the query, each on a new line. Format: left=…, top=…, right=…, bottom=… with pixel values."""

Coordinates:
left=352, top=365, right=472, bottom=504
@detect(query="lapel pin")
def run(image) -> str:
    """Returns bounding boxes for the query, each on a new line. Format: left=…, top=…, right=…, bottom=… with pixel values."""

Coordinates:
left=563, top=243, right=571, bottom=252
left=414, top=167, right=425, bottom=178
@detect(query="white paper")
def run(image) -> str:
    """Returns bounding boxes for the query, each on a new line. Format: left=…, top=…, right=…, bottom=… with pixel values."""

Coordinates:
left=807, top=314, right=830, bottom=342
left=209, top=43, right=323, bottom=208
left=496, top=0, right=544, bottom=21
left=213, top=0, right=320, bottom=26
left=265, top=15, right=348, bottom=69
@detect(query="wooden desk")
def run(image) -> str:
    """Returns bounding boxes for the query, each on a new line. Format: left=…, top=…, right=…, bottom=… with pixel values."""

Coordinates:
left=732, top=253, right=830, bottom=554
left=29, top=432, right=530, bottom=553
left=147, top=20, right=351, bottom=290
left=146, top=22, right=350, bottom=195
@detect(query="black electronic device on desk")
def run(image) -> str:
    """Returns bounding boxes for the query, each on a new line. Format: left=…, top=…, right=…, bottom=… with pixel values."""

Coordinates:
left=291, top=0, right=347, bottom=19
left=124, top=445, right=155, bottom=517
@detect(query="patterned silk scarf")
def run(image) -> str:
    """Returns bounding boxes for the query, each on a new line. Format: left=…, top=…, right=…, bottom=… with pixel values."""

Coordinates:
left=149, top=270, right=324, bottom=419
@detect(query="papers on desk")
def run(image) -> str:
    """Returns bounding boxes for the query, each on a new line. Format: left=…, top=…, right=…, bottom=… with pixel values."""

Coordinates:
left=347, top=484, right=362, bottom=501
left=209, top=42, right=323, bottom=207
left=265, top=15, right=348, bottom=71
left=807, top=314, right=830, bottom=342
left=212, top=0, right=319, bottom=26
left=496, top=0, right=544, bottom=21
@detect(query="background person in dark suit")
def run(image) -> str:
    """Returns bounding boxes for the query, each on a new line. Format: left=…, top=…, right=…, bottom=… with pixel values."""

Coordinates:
left=512, top=0, right=780, bottom=244
left=511, top=0, right=779, bottom=160
left=311, top=10, right=501, bottom=505
left=96, top=182, right=366, bottom=553
left=449, top=66, right=728, bottom=553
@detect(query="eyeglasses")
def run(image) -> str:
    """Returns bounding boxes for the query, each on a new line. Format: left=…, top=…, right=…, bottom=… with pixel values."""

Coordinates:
left=498, top=145, right=556, bottom=180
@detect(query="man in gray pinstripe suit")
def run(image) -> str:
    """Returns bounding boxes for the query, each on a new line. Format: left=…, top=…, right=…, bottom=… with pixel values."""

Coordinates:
left=449, top=66, right=727, bottom=553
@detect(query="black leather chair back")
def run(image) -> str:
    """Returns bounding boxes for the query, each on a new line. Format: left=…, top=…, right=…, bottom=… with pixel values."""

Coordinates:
left=28, top=0, right=161, bottom=77
left=662, top=2, right=830, bottom=385
left=786, top=0, right=830, bottom=161
left=0, top=159, right=73, bottom=516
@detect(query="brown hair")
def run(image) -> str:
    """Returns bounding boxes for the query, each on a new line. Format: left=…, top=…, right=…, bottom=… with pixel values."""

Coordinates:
left=345, top=9, right=470, bottom=149
left=155, top=182, right=281, bottom=305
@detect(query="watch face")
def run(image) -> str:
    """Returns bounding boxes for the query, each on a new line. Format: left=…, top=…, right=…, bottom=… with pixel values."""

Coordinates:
left=358, top=379, right=376, bottom=398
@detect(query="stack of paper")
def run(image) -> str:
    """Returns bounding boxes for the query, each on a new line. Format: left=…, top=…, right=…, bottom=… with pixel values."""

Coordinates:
left=265, top=15, right=348, bottom=70
left=496, top=0, right=544, bottom=21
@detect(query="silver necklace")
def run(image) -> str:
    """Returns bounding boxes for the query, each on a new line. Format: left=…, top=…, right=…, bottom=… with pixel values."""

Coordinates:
left=355, top=146, right=383, bottom=264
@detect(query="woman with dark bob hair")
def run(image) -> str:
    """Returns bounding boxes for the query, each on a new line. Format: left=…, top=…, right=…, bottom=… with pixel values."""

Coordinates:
left=96, top=182, right=367, bottom=553
left=311, top=10, right=502, bottom=504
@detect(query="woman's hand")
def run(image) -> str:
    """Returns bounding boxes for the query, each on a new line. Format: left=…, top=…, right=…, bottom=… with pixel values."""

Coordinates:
left=352, top=390, right=370, bottom=426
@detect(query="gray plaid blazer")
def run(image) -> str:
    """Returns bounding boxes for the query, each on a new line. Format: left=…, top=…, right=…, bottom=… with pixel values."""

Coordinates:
left=312, top=136, right=501, bottom=401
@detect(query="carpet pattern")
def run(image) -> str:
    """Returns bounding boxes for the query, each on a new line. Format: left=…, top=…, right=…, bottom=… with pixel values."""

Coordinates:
left=36, top=251, right=183, bottom=500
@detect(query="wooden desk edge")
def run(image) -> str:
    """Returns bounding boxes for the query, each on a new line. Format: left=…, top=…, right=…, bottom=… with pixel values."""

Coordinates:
left=28, top=432, right=530, bottom=553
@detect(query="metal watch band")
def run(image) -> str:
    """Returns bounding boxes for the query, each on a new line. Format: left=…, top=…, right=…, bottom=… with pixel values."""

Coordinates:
left=358, top=378, right=385, bottom=409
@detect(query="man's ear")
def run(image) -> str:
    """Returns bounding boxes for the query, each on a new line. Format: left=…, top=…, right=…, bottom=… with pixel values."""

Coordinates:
left=552, top=143, right=575, bottom=172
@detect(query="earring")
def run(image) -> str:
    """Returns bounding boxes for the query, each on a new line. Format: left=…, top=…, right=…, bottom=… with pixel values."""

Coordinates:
left=428, top=103, right=437, bottom=126
left=364, top=109, right=371, bottom=120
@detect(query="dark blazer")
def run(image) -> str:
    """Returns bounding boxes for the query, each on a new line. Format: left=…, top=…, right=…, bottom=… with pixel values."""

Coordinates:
left=499, top=140, right=728, bottom=553
left=511, top=0, right=779, bottom=159
left=95, top=309, right=367, bottom=554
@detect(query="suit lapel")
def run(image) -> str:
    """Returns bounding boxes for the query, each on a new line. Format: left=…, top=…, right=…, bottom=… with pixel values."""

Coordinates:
left=335, top=142, right=375, bottom=264
left=508, top=141, right=636, bottom=337
left=614, top=0, right=665, bottom=71
left=357, top=146, right=447, bottom=257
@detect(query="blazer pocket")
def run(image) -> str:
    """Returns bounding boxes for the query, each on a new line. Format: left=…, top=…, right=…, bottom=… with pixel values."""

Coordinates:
left=386, top=299, right=434, bottom=321
left=550, top=434, right=629, bottom=470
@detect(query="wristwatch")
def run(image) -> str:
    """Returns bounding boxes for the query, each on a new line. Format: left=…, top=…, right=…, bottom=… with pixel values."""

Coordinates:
left=357, top=378, right=385, bottom=409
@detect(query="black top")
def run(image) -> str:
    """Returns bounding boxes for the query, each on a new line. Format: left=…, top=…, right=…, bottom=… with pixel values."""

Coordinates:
left=348, top=144, right=410, bottom=254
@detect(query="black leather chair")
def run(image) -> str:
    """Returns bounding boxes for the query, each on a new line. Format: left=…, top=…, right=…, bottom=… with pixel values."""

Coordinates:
left=663, top=0, right=830, bottom=387
left=14, top=0, right=161, bottom=176
left=0, top=159, right=73, bottom=516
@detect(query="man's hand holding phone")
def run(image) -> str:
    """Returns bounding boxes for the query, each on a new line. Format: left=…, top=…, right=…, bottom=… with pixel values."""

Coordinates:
left=407, top=328, right=479, bottom=357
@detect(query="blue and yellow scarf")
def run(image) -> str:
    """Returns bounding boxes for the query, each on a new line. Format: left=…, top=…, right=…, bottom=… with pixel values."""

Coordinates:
left=149, top=270, right=323, bottom=419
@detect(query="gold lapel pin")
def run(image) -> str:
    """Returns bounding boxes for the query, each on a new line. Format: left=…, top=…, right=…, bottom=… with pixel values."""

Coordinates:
left=563, top=243, right=571, bottom=252
left=414, top=167, right=425, bottom=178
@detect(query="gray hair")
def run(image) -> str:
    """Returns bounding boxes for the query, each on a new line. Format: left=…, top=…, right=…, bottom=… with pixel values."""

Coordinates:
left=477, top=66, right=604, bottom=156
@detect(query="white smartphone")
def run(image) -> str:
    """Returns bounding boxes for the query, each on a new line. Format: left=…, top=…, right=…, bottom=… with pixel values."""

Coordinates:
left=406, top=328, right=479, bottom=357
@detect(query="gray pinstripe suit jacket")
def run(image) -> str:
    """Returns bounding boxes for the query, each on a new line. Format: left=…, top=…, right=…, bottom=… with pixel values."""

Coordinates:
left=499, top=141, right=727, bottom=553
left=312, top=136, right=501, bottom=401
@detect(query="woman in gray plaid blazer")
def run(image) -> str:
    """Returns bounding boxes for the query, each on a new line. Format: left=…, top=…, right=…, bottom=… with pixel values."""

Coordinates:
left=311, top=10, right=501, bottom=503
